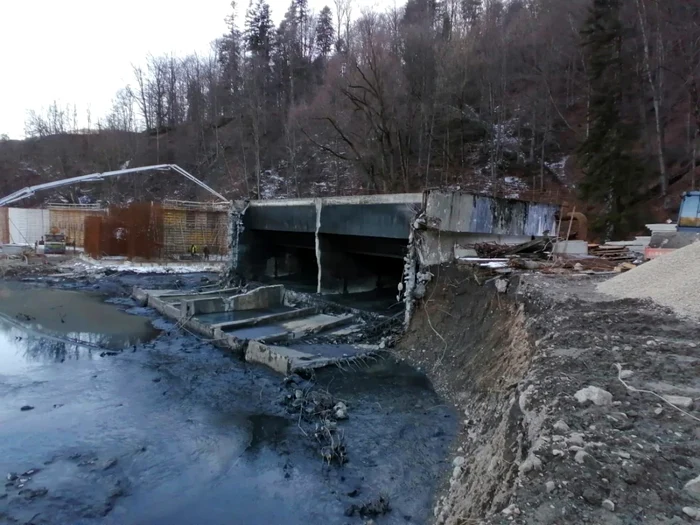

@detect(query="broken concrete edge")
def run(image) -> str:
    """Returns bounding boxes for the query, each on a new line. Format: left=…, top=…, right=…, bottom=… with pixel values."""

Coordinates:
left=132, top=285, right=369, bottom=375
left=245, top=340, right=381, bottom=376
left=182, top=284, right=285, bottom=317
left=210, top=306, right=318, bottom=331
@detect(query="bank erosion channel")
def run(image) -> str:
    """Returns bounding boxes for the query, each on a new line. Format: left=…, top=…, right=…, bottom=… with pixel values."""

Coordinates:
left=0, top=277, right=456, bottom=525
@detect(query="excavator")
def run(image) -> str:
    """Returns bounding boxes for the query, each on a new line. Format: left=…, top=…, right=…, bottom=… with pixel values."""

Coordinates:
left=646, top=191, right=700, bottom=259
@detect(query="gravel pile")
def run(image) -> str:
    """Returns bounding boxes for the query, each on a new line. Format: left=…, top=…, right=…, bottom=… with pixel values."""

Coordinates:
left=597, top=240, right=700, bottom=319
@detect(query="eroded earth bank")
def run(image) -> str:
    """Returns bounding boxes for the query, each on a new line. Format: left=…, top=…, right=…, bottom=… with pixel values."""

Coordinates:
left=399, top=265, right=700, bottom=525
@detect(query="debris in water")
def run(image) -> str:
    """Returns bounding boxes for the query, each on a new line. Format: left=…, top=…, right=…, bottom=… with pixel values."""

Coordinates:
left=20, top=405, right=35, bottom=411
left=345, top=495, right=391, bottom=518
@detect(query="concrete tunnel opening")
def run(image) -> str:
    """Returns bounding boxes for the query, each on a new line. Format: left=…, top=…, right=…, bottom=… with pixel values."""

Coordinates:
left=232, top=196, right=420, bottom=312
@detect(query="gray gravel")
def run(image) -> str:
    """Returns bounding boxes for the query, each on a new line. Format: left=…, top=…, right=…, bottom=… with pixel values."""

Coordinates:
left=597, top=241, right=700, bottom=319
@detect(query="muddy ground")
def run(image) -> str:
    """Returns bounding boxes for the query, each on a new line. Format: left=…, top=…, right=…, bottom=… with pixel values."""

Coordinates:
left=398, top=266, right=700, bottom=524
left=0, top=272, right=456, bottom=525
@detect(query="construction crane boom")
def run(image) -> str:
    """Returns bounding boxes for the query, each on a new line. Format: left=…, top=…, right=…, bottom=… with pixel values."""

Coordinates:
left=0, top=164, right=229, bottom=207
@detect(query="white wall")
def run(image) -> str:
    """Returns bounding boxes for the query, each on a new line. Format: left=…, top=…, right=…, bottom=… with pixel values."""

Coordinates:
left=8, top=208, right=50, bottom=245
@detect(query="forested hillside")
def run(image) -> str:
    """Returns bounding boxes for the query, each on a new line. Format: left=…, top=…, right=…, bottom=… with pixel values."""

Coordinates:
left=0, top=0, right=698, bottom=237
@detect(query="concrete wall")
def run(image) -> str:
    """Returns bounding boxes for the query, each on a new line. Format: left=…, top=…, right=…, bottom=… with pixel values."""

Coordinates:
left=417, top=191, right=561, bottom=266
left=8, top=208, right=50, bottom=245
left=424, top=191, right=558, bottom=236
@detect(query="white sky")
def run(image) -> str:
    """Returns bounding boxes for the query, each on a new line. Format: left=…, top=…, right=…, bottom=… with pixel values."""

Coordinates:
left=0, top=0, right=379, bottom=139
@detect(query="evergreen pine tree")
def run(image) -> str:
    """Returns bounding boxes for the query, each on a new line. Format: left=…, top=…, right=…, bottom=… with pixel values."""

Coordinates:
left=578, top=0, right=647, bottom=239
left=218, top=1, right=242, bottom=109
left=245, top=0, right=274, bottom=57
left=315, top=6, right=335, bottom=57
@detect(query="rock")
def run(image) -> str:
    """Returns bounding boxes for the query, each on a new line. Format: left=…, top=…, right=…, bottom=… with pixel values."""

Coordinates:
left=574, top=450, right=593, bottom=465
left=568, top=433, right=585, bottom=447
left=619, top=370, right=634, bottom=379
left=654, top=407, right=663, bottom=415
left=616, top=451, right=631, bottom=459
left=602, top=499, right=615, bottom=512
left=495, top=279, right=508, bottom=293
left=683, top=507, right=700, bottom=519
left=663, top=395, right=694, bottom=409
left=334, top=402, right=348, bottom=420
left=452, top=456, right=466, bottom=468
left=520, top=453, right=542, bottom=474
left=574, top=386, right=613, bottom=406
left=20, top=405, right=35, bottom=411
left=6, top=473, right=17, bottom=482
left=583, top=488, right=602, bottom=506
left=501, top=504, right=520, bottom=516
left=294, top=389, right=303, bottom=400
left=574, top=262, right=584, bottom=272
left=545, top=481, right=556, bottom=493
left=452, top=466, right=462, bottom=480
left=553, top=420, right=570, bottom=433
left=685, top=474, right=700, bottom=499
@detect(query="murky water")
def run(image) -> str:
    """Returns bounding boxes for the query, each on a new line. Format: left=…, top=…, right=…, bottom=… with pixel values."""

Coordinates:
left=0, top=282, right=455, bottom=525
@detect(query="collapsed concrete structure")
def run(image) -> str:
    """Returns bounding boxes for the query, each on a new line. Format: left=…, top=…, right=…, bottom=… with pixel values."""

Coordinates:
left=135, top=190, right=559, bottom=376
left=230, top=190, right=559, bottom=324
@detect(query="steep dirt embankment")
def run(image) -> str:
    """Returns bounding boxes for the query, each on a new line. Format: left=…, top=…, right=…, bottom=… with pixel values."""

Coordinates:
left=399, top=266, right=545, bottom=523
left=398, top=266, right=700, bottom=525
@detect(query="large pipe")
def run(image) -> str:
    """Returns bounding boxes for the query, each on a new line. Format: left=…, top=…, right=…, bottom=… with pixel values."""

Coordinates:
left=0, top=164, right=229, bottom=207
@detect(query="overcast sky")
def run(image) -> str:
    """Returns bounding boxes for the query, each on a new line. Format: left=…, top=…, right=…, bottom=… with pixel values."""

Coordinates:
left=0, top=0, right=379, bottom=139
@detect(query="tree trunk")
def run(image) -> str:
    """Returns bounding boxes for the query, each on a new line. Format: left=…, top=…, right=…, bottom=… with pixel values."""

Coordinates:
left=635, top=0, right=667, bottom=197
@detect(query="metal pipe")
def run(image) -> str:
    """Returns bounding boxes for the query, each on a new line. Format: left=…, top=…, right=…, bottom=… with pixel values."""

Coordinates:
left=0, top=164, right=229, bottom=207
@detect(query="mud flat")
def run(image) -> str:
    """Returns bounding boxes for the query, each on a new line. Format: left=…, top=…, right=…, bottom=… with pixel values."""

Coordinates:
left=0, top=275, right=456, bottom=525
left=397, top=265, right=700, bottom=525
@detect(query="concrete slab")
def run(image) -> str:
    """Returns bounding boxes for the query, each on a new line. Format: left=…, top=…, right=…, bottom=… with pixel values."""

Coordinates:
left=182, top=285, right=285, bottom=317
left=245, top=341, right=376, bottom=375
left=210, top=307, right=316, bottom=331
left=278, top=313, right=355, bottom=340
left=553, top=241, right=588, bottom=255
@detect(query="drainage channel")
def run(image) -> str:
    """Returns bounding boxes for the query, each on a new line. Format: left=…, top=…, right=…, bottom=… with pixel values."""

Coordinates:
left=133, top=283, right=391, bottom=375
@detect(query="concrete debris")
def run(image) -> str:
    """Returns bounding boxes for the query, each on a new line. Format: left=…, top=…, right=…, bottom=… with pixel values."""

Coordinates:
left=552, top=420, right=570, bottom=433
left=683, top=507, right=700, bottom=519
left=602, top=499, right=615, bottom=512
left=545, top=481, right=556, bottom=493
left=574, top=386, right=613, bottom=406
left=495, top=279, right=508, bottom=293
left=663, top=395, right=694, bottom=409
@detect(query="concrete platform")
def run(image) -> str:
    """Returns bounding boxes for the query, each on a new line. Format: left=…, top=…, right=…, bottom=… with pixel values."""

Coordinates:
left=132, top=284, right=373, bottom=375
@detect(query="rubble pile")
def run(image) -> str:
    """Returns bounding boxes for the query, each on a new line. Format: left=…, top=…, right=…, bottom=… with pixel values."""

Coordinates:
left=588, top=244, right=635, bottom=262
left=598, top=240, right=700, bottom=319
left=281, top=376, right=348, bottom=465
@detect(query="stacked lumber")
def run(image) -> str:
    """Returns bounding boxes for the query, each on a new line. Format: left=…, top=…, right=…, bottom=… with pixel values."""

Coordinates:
left=588, top=244, right=635, bottom=261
